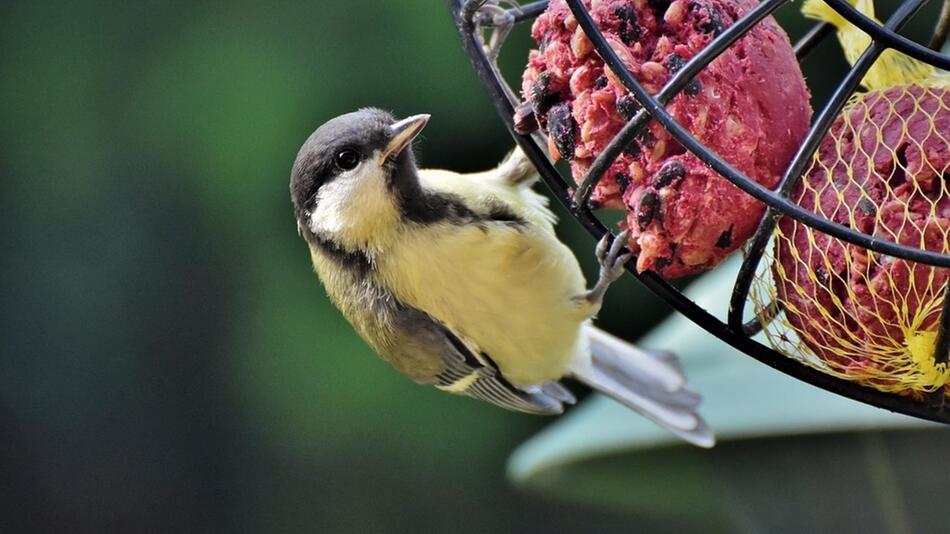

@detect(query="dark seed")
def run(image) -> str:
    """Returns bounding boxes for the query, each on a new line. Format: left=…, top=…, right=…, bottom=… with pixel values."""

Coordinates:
left=637, top=129, right=655, bottom=146
left=715, top=226, right=733, bottom=248
left=684, top=79, right=702, bottom=97
left=655, top=256, right=672, bottom=270
left=615, top=172, right=630, bottom=193
left=815, top=266, right=830, bottom=285
left=667, top=54, right=686, bottom=73
left=613, top=5, right=640, bottom=45
left=547, top=104, right=577, bottom=160
left=623, top=140, right=641, bottom=157
left=637, top=190, right=659, bottom=230
left=625, top=130, right=652, bottom=157
left=699, top=5, right=726, bottom=36
left=857, top=197, right=876, bottom=216
left=594, top=75, right=608, bottom=89
left=531, top=72, right=559, bottom=116
left=513, top=102, right=538, bottom=135
left=667, top=54, right=703, bottom=96
left=619, top=25, right=639, bottom=46
left=648, top=0, right=672, bottom=16
left=616, top=94, right=640, bottom=120
left=652, top=160, right=686, bottom=189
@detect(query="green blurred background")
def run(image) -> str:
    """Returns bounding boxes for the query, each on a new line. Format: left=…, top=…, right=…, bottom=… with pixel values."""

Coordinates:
left=0, top=1, right=941, bottom=532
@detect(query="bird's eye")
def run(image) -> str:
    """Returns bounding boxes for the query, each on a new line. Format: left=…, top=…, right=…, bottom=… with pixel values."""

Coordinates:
left=334, top=149, right=361, bottom=171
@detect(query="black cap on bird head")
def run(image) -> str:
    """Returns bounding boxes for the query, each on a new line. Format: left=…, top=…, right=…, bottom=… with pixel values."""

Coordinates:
left=289, top=108, right=430, bottom=235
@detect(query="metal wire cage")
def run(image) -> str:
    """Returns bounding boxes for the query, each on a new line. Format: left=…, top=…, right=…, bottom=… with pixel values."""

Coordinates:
left=446, top=0, right=950, bottom=423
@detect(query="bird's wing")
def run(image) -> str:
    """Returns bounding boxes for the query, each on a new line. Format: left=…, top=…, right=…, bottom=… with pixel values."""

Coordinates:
left=380, top=297, right=575, bottom=414
left=420, top=157, right=558, bottom=231
left=431, top=318, right=575, bottom=415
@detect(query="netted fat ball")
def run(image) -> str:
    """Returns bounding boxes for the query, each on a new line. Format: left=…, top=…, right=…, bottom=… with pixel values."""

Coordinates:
left=756, top=0, right=950, bottom=397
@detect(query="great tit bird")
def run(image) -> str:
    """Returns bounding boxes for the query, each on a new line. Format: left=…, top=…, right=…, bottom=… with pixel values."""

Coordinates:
left=290, top=108, right=713, bottom=447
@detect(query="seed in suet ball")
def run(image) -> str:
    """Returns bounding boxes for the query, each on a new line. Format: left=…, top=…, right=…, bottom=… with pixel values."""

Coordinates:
left=520, top=0, right=811, bottom=278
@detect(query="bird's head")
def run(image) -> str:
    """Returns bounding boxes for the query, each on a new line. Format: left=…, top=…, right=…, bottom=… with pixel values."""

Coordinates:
left=290, top=108, right=430, bottom=248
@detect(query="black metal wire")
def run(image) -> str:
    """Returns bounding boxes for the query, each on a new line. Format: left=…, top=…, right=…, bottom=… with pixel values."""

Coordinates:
left=729, top=0, right=928, bottom=336
left=572, top=0, right=788, bottom=208
left=794, top=22, right=834, bottom=57
left=936, top=282, right=950, bottom=368
left=569, top=0, right=950, bottom=268
left=928, top=282, right=950, bottom=408
left=446, top=0, right=950, bottom=423
left=475, top=0, right=548, bottom=25
left=932, top=0, right=950, bottom=49
left=823, top=0, right=950, bottom=69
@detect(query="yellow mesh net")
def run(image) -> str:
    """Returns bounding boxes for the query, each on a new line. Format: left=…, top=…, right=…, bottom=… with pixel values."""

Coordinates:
left=749, top=0, right=950, bottom=395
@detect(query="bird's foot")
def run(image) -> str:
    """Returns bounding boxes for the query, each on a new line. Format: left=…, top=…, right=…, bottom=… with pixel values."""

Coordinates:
left=581, top=230, right=633, bottom=315
left=473, top=1, right=520, bottom=65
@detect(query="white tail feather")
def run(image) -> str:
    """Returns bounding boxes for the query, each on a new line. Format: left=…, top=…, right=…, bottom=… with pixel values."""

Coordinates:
left=585, top=326, right=685, bottom=392
left=572, top=325, right=715, bottom=448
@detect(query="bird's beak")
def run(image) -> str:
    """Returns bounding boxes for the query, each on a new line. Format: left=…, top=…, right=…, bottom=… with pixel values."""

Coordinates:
left=380, top=114, right=430, bottom=164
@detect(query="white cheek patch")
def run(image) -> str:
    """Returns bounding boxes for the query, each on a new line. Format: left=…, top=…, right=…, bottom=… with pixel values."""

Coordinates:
left=308, top=154, right=396, bottom=238
left=310, top=178, right=356, bottom=235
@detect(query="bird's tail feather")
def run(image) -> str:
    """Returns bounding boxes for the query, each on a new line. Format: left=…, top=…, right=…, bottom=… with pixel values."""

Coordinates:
left=571, top=325, right=715, bottom=448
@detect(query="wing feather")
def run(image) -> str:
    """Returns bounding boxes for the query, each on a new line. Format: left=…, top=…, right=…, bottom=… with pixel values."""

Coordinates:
left=435, top=324, right=574, bottom=415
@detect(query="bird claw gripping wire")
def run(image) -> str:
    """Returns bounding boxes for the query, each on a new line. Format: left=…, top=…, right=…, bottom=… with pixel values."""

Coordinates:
left=584, top=230, right=633, bottom=314
left=466, top=0, right=556, bottom=158
left=466, top=0, right=525, bottom=108
left=471, top=0, right=522, bottom=63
